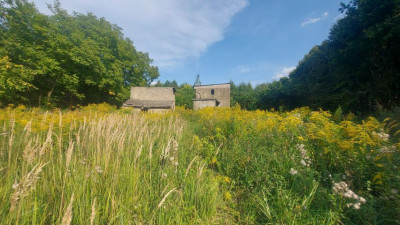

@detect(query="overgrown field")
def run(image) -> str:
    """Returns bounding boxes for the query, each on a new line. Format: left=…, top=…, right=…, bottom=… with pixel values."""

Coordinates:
left=0, top=105, right=399, bottom=224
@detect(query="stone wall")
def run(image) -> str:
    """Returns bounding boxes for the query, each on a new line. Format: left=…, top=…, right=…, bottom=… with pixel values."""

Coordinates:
left=130, top=87, right=175, bottom=102
left=193, top=99, right=217, bottom=110
left=194, top=84, right=230, bottom=107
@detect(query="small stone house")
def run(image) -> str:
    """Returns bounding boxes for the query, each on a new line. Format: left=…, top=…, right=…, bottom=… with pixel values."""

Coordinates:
left=193, top=83, right=230, bottom=110
left=122, top=87, right=175, bottom=112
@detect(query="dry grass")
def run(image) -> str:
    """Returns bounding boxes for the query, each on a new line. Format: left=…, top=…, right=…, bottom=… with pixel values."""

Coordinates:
left=0, top=105, right=221, bottom=224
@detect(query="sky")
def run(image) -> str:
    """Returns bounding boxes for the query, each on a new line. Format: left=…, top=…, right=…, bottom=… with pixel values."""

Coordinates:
left=30, top=0, right=349, bottom=86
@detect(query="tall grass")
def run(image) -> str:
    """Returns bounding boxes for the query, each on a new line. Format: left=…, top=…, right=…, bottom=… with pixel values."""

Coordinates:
left=0, top=105, right=226, bottom=224
left=1, top=105, right=399, bottom=224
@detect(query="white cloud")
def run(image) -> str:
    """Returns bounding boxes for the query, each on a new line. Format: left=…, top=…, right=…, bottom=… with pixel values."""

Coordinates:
left=30, top=0, right=248, bottom=68
left=301, top=11, right=329, bottom=27
left=273, top=66, right=295, bottom=80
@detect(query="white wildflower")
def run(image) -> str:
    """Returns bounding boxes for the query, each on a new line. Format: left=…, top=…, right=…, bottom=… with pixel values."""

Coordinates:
left=296, top=144, right=311, bottom=166
left=297, top=144, right=306, bottom=157
left=289, top=168, right=298, bottom=175
left=373, top=131, right=389, bottom=141
left=333, top=181, right=366, bottom=210
left=379, top=145, right=396, bottom=154
left=333, top=181, right=348, bottom=193
left=391, top=189, right=398, bottom=195
left=95, top=166, right=103, bottom=174
left=343, top=190, right=355, bottom=199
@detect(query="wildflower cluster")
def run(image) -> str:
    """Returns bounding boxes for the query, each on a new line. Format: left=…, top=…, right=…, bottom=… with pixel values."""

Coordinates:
left=373, top=130, right=390, bottom=141
left=192, top=106, right=400, bottom=223
left=379, top=145, right=397, bottom=154
left=333, top=181, right=366, bottom=210
left=297, top=144, right=311, bottom=167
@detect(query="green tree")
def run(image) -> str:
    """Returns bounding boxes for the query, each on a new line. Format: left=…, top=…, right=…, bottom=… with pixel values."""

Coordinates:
left=175, top=84, right=195, bottom=109
left=256, top=0, right=400, bottom=114
left=231, top=82, right=257, bottom=110
left=163, top=80, right=178, bottom=88
left=0, top=0, right=159, bottom=107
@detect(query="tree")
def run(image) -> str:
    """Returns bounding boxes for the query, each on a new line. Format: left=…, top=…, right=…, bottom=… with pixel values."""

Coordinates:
left=163, top=80, right=178, bottom=88
left=256, top=0, right=400, bottom=114
left=175, top=84, right=195, bottom=109
left=194, top=74, right=201, bottom=87
left=0, top=0, right=159, bottom=107
left=231, top=81, right=257, bottom=110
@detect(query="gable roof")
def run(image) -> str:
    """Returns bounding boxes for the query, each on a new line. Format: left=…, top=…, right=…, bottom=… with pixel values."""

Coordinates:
left=193, top=83, right=230, bottom=89
left=123, top=99, right=174, bottom=109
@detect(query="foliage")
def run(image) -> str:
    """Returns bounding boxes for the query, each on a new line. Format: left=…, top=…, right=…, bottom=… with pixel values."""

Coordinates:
left=0, top=0, right=159, bottom=107
left=165, top=0, right=400, bottom=115
left=0, top=105, right=399, bottom=224
left=230, top=81, right=257, bottom=110
left=190, top=106, right=400, bottom=224
left=175, top=84, right=195, bottom=109
left=0, top=56, right=37, bottom=106
left=152, top=80, right=195, bottom=109
left=0, top=105, right=227, bottom=224
left=256, top=0, right=400, bottom=114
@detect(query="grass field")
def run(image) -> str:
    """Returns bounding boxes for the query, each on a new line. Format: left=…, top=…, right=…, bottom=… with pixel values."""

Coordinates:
left=0, top=104, right=399, bottom=224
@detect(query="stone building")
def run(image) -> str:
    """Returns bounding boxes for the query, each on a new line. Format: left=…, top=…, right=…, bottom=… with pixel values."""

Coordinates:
left=193, top=83, right=230, bottom=110
left=122, top=87, right=175, bottom=112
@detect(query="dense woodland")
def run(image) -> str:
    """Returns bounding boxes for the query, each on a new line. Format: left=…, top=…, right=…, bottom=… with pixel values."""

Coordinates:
left=262, top=0, right=400, bottom=114
left=0, top=0, right=159, bottom=107
left=1, top=0, right=400, bottom=115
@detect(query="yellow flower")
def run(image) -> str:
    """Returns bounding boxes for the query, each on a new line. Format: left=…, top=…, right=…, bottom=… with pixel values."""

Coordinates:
left=373, top=172, right=383, bottom=184
left=293, top=205, right=301, bottom=213
left=224, top=192, right=232, bottom=201
left=211, top=157, right=217, bottom=164
left=222, top=176, right=230, bottom=183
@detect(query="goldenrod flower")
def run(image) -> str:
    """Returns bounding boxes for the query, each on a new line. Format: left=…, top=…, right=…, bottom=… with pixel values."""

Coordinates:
left=223, top=176, right=230, bottom=183
left=224, top=192, right=232, bottom=201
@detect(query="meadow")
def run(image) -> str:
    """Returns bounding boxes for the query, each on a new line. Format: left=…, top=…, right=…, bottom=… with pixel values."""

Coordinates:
left=0, top=104, right=399, bottom=224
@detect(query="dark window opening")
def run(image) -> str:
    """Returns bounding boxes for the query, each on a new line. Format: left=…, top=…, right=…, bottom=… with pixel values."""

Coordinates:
left=211, top=89, right=215, bottom=95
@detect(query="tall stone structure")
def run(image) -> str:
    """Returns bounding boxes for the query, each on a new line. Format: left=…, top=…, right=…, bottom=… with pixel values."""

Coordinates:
left=193, top=83, right=230, bottom=110
left=123, top=87, right=175, bottom=112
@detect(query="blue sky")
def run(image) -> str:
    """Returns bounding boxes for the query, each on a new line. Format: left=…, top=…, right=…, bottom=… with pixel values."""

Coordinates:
left=31, top=0, right=349, bottom=86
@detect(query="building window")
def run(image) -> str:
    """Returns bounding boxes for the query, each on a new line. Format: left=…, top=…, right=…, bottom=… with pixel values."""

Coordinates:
left=211, top=89, right=215, bottom=95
